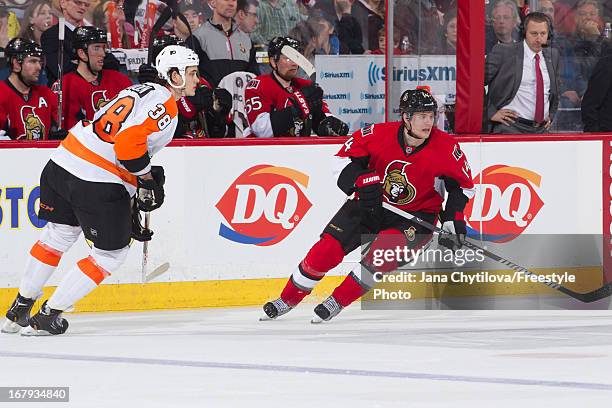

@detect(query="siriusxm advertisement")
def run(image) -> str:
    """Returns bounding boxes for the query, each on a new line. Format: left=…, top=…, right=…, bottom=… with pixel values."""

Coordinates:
left=315, top=55, right=456, bottom=132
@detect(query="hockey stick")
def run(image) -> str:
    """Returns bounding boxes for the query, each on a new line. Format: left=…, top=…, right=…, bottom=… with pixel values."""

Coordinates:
left=139, top=211, right=171, bottom=283
left=382, top=202, right=612, bottom=303
left=56, top=17, right=65, bottom=128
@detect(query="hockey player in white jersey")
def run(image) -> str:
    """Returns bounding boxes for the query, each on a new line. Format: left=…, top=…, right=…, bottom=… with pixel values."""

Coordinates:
left=2, top=45, right=199, bottom=336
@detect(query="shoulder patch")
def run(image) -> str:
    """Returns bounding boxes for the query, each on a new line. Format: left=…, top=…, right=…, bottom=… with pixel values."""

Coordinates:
left=361, top=124, right=374, bottom=136
left=246, top=79, right=260, bottom=89
left=452, top=144, right=463, bottom=161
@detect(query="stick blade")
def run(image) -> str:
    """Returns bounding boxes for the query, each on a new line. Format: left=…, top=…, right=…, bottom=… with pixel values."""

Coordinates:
left=144, top=262, right=170, bottom=283
left=281, top=45, right=315, bottom=78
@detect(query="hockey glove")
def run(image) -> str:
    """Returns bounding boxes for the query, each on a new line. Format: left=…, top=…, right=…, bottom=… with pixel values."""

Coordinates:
left=299, top=84, right=324, bottom=114
left=137, top=166, right=165, bottom=212
left=131, top=200, right=153, bottom=242
left=438, top=210, right=467, bottom=250
left=355, top=171, right=384, bottom=231
left=190, top=85, right=215, bottom=112
left=317, top=116, right=349, bottom=136
left=138, top=63, right=159, bottom=84
left=212, top=87, right=233, bottom=115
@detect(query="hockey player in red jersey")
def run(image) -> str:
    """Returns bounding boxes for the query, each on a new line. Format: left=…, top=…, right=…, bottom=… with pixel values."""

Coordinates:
left=262, top=89, right=475, bottom=322
left=244, top=36, right=349, bottom=137
left=2, top=45, right=200, bottom=336
left=138, top=35, right=234, bottom=138
left=0, top=38, right=59, bottom=140
left=61, top=26, right=133, bottom=131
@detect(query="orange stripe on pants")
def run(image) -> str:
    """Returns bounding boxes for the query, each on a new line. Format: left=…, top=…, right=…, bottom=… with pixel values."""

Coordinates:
left=77, top=256, right=110, bottom=285
left=30, top=241, right=62, bottom=267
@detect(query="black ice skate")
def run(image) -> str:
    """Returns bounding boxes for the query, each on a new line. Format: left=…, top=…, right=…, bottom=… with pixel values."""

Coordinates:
left=260, top=298, right=293, bottom=321
left=2, top=293, right=35, bottom=333
left=311, top=296, right=343, bottom=323
left=21, top=301, right=69, bottom=336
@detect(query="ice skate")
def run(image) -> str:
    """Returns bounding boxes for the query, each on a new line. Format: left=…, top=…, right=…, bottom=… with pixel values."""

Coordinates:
left=311, top=296, right=343, bottom=324
left=21, top=301, right=69, bottom=336
left=2, top=293, right=36, bottom=333
left=260, top=298, right=293, bottom=321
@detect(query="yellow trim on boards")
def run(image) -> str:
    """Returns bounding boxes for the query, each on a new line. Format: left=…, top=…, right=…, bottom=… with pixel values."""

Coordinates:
left=0, top=267, right=603, bottom=314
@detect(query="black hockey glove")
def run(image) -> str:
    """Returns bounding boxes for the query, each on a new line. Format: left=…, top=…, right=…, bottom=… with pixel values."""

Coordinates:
left=212, top=87, right=233, bottom=115
left=355, top=170, right=384, bottom=231
left=48, top=128, right=68, bottom=140
left=131, top=200, right=153, bottom=242
left=138, top=63, right=159, bottom=84
left=299, top=84, right=324, bottom=114
left=190, top=85, right=215, bottom=112
left=137, top=166, right=165, bottom=212
left=317, top=116, right=349, bottom=136
left=438, top=209, right=467, bottom=250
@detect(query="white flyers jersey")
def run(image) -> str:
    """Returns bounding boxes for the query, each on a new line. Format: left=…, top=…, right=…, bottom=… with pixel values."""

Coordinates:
left=51, top=83, right=178, bottom=197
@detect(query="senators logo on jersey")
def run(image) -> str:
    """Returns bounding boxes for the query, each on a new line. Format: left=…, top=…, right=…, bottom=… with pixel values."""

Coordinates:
left=91, top=90, right=109, bottom=111
left=20, top=106, right=45, bottom=140
left=383, top=160, right=417, bottom=205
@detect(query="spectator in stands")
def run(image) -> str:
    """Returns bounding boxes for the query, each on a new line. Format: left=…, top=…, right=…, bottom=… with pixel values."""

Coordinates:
left=236, top=0, right=259, bottom=36
left=438, top=8, right=457, bottom=54
left=539, top=0, right=556, bottom=25
left=485, top=0, right=520, bottom=55
left=41, top=0, right=121, bottom=86
left=92, top=0, right=133, bottom=48
left=581, top=49, right=612, bottom=131
left=251, top=0, right=306, bottom=45
left=18, top=0, right=53, bottom=46
left=0, top=7, right=21, bottom=49
left=365, top=0, right=384, bottom=51
left=317, top=0, right=364, bottom=54
left=365, top=27, right=408, bottom=55
left=190, top=0, right=258, bottom=86
left=485, top=12, right=560, bottom=134
left=394, top=0, right=443, bottom=55
left=307, top=12, right=340, bottom=55
left=556, top=0, right=605, bottom=130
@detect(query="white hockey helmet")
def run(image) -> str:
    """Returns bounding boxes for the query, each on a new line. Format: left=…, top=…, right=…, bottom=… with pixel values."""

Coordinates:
left=155, top=45, right=199, bottom=89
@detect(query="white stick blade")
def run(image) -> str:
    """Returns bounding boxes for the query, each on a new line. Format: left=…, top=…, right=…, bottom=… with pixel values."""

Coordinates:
left=281, top=46, right=315, bottom=77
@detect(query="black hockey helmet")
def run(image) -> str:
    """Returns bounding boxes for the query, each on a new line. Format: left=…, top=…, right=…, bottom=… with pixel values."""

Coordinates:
left=399, top=88, right=438, bottom=117
left=268, top=36, right=301, bottom=61
left=151, top=35, right=186, bottom=66
left=5, top=38, right=44, bottom=66
left=73, top=26, right=107, bottom=57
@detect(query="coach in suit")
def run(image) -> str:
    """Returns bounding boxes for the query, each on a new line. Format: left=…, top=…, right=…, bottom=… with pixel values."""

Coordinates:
left=485, top=12, right=560, bottom=134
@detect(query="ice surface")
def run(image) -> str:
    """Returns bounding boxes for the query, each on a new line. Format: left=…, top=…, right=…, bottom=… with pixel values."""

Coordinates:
left=2, top=306, right=612, bottom=407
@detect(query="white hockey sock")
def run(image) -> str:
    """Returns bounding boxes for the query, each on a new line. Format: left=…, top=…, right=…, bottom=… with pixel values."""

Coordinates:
left=18, top=241, right=63, bottom=300
left=47, top=257, right=106, bottom=311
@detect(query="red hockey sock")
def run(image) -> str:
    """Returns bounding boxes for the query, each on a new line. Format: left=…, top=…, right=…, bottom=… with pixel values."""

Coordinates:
left=332, top=274, right=368, bottom=308
left=280, top=277, right=311, bottom=307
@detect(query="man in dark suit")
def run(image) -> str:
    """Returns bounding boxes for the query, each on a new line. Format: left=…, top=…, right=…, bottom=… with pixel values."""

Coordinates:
left=41, top=0, right=120, bottom=86
left=485, top=12, right=560, bottom=134
left=581, top=51, right=612, bottom=132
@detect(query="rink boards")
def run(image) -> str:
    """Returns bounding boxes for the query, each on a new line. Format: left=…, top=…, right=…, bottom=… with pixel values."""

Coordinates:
left=0, top=135, right=609, bottom=312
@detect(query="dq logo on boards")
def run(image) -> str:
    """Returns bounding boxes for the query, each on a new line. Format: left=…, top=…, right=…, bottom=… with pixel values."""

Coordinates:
left=216, top=165, right=312, bottom=246
left=465, top=165, right=543, bottom=243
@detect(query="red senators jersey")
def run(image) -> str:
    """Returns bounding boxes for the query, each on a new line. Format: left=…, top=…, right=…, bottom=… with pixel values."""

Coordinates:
left=51, top=83, right=178, bottom=196
left=244, top=74, right=330, bottom=137
left=62, top=69, right=133, bottom=130
left=0, top=79, right=58, bottom=140
left=337, top=122, right=474, bottom=214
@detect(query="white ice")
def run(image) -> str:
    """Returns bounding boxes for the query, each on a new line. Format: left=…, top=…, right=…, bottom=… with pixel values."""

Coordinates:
left=1, top=306, right=612, bottom=407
